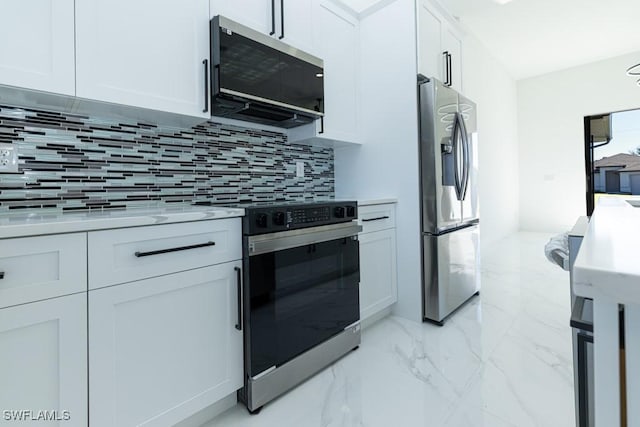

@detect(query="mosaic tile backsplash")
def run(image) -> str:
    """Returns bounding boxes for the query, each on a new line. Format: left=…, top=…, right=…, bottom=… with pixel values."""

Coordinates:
left=0, top=105, right=334, bottom=212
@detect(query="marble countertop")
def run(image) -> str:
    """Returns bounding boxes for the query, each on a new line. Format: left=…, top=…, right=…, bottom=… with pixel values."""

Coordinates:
left=573, top=196, right=640, bottom=304
left=357, top=198, right=398, bottom=206
left=0, top=205, right=245, bottom=239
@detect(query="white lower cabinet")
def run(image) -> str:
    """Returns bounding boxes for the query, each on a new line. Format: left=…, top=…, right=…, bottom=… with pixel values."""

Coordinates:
left=358, top=203, right=398, bottom=322
left=0, top=293, right=87, bottom=426
left=359, top=228, right=398, bottom=321
left=89, top=261, right=243, bottom=427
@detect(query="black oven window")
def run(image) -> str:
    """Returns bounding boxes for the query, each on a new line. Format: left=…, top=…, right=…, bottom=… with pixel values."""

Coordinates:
left=248, top=237, right=359, bottom=377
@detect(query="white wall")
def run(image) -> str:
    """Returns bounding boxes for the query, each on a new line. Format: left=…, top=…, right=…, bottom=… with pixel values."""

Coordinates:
left=461, top=35, right=520, bottom=250
left=518, top=50, right=640, bottom=232
left=334, top=0, right=423, bottom=321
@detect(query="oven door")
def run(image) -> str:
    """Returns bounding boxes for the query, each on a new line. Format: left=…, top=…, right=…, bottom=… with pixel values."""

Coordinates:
left=246, top=223, right=360, bottom=378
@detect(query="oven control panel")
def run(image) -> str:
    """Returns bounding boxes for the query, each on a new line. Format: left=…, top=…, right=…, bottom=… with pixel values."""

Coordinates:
left=245, top=201, right=358, bottom=235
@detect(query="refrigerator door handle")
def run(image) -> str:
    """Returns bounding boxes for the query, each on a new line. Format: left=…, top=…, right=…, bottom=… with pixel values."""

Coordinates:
left=459, top=113, right=470, bottom=200
left=452, top=113, right=463, bottom=201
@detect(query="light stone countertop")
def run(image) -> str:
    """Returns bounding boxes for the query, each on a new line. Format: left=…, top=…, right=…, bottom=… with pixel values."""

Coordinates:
left=0, top=205, right=245, bottom=239
left=357, top=198, right=398, bottom=206
left=573, top=196, right=640, bottom=305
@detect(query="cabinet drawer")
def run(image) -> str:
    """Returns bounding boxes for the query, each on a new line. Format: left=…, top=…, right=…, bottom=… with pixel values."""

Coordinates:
left=0, top=233, right=87, bottom=308
left=88, top=219, right=241, bottom=289
left=358, top=203, right=396, bottom=233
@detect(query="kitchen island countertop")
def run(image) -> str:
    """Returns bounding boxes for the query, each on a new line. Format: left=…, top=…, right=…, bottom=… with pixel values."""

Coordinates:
left=573, top=196, right=640, bottom=304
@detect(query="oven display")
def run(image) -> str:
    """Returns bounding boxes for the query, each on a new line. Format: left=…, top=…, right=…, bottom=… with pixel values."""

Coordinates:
left=290, top=207, right=330, bottom=224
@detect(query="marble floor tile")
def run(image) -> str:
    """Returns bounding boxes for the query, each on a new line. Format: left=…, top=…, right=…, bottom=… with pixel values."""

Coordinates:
left=206, top=232, right=575, bottom=427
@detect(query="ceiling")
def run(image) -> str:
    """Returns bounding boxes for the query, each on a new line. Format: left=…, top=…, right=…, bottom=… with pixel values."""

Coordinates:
left=436, top=0, right=640, bottom=80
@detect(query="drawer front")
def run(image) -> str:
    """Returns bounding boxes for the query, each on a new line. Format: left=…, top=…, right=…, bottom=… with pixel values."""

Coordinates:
left=88, top=219, right=241, bottom=289
left=358, top=203, right=396, bottom=233
left=0, top=233, right=87, bottom=308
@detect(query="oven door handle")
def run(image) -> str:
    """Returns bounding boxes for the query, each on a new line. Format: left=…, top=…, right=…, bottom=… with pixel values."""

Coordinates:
left=248, top=222, right=362, bottom=256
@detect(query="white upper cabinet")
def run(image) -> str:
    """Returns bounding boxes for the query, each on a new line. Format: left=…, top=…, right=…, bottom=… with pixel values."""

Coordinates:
left=279, top=0, right=315, bottom=54
left=417, top=5, right=442, bottom=83
left=442, top=26, right=462, bottom=93
left=211, top=0, right=315, bottom=54
left=314, top=1, right=359, bottom=143
left=211, top=0, right=273, bottom=35
left=417, top=0, right=463, bottom=93
left=0, top=0, right=75, bottom=95
left=76, top=0, right=210, bottom=118
left=289, top=1, right=359, bottom=144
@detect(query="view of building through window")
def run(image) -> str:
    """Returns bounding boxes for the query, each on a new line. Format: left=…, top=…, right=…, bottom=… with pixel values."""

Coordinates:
left=592, top=109, right=640, bottom=197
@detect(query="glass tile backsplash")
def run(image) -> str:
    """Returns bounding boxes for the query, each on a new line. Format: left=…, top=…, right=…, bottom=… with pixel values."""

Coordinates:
left=0, top=105, right=334, bottom=212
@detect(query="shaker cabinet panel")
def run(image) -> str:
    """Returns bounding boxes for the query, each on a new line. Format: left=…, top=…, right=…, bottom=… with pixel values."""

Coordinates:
left=211, top=0, right=274, bottom=35
left=0, top=294, right=87, bottom=426
left=417, top=4, right=443, bottom=83
left=0, top=0, right=75, bottom=95
left=89, top=262, right=243, bottom=427
left=417, top=0, right=464, bottom=92
left=359, top=228, right=398, bottom=321
left=0, top=233, right=87, bottom=309
left=87, top=219, right=241, bottom=289
left=442, top=26, right=463, bottom=92
left=76, top=0, right=210, bottom=118
left=288, top=0, right=359, bottom=145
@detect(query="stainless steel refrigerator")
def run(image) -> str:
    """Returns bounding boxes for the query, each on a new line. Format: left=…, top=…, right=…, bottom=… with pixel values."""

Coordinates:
left=419, top=77, right=480, bottom=325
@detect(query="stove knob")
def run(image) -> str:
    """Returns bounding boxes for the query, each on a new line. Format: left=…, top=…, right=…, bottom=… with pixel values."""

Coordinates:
left=346, top=206, right=356, bottom=218
left=273, top=211, right=286, bottom=226
left=255, top=213, right=268, bottom=228
left=334, top=206, right=345, bottom=218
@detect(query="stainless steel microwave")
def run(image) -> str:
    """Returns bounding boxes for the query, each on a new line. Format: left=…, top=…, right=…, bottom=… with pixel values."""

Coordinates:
left=210, top=16, right=324, bottom=128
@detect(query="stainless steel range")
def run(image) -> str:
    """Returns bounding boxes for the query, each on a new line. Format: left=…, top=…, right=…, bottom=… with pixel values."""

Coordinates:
left=235, top=201, right=362, bottom=413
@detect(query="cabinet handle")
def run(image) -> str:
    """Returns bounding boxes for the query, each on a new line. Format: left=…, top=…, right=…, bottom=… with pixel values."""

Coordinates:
left=270, top=0, right=276, bottom=35
left=234, top=266, right=243, bottom=331
left=362, top=216, right=390, bottom=222
left=0, top=271, right=4, bottom=279
left=279, top=0, right=285, bottom=39
left=203, top=59, right=209, bottom=113
left=319, top=116, right=324, bottom=134
left=134, top=241, right=215, bottom=258
left=447, top=53, right=452, bottom=87
left=442, top=51, right=449, bottom=86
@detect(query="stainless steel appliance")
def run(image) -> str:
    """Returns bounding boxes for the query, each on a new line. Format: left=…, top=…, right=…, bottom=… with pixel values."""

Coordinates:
left=237, top=201, right=361, bottom=413
left=418, top=77, right=480, bottom=324
left=210, top=16, right=324, bottom=128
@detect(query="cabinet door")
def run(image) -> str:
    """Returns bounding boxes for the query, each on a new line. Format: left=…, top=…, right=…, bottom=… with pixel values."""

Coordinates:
left=0, top=0, right=75, bottom=95
left=211, top=0, right=273, bottom=35
left=76, top=0, right=210, bottom=118
left=0, top=294, right=87, bottom=426
left=417, top=2, right=443, bottom=82
left=0, top=233, right=87, bottom=309
left=279, top=0, right=315, bottom=54
left=312, top=1, right=359, bottom=143
left=359, top=228, right=398, bottom=321
left=442, top=27, right=463, bottom=92
left=89, top=262, right=243, bottom=427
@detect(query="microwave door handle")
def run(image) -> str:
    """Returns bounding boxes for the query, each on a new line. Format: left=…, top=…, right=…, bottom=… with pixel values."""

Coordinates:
left=279, top=0, right=285, bottom=39
left=270, top=0, right=276, bottom=35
